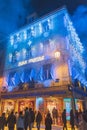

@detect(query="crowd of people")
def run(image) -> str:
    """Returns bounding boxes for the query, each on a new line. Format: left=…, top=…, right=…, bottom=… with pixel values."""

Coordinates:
left=0, top=107, right=87, bottom=130
left=0, top=107, right=52, bottom=130
left=62, top=109, right=87, bottom=130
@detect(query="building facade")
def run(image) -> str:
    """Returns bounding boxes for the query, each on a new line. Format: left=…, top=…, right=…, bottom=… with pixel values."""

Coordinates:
left=0, top=7, right=86, bottom=121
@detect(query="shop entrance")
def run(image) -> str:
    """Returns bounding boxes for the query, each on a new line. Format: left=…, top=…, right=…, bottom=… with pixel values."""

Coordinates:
left=45, top=97, right=63, bottom=125
left=1, top=98, right=35, bottom=116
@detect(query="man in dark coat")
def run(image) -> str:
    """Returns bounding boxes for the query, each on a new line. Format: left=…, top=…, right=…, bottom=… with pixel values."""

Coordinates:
left=52, top=107, right=58, bottom=125
left=30, top=109, right=35, bottom=128
left=0, top=113, right=6, bottom=130
left=70, top=109, right=75, bottom=130
left=45, top=112, right=52, bottom=130
left=62, top=109, right=67, bottom=130
left=36, top=110, right=42, bottom=130
left=28, top=108, right=35, bottom=130
left=7, top=111, right=16, bottom=130
left=24, top=107, right=33, bottom=130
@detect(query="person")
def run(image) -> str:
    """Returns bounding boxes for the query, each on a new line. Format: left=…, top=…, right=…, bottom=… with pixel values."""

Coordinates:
left=7, top=111, right=16, bottom=130
left=24, top=107, right=29, bottom=130
left=52, top=107, right=58, bottom=125
left=82, top=110, right=87, bottom=130
left=78, top=112, right=85, bottom=130
left=15, top=112, right=19, bottom=121
left=31, top=109, right=35, bottom=128
left=36, top=110, right=42, bottom=130
left=62, top=109, right=67, bottom=130
left=70, top=109, right=75, bottom=130
left=0, top=113, right=6, bottom=130
left=45, top=112, right=52, bottom=130
left=28, top=108, right=34, bottom=130
left=78, top=109, right=82, bottom=116
left=17, top=111, right=24, bottom=130
left=75, top=110, right=79, bottom=128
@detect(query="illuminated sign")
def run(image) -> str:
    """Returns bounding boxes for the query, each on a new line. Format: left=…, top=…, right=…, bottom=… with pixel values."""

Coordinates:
left=18, top=56, right=44, bottom=66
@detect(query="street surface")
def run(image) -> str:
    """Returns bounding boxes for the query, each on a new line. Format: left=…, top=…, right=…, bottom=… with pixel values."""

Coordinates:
left=30, top=125, right=78, bottom=130
left=5, top=125, right=78, bottom=130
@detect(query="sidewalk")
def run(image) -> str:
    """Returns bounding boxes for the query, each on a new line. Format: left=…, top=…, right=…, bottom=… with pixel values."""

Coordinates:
left=32, top=125, right=78, bottom=130
left=32, top=125, right=63, bottom=130
left=5, top=126, right=62, bottom=130
left=5, top=125, right=78, bottom=130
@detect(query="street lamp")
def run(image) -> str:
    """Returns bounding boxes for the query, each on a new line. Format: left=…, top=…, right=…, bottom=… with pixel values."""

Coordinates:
left=54, top=50, right=60, bottom=59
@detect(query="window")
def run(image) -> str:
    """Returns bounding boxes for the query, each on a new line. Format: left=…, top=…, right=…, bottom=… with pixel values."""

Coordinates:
left=43, top=64, right=52, bottom=80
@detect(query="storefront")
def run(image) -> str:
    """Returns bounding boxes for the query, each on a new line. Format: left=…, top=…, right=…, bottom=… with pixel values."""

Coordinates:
left=1, top=92, right=83, bottom=124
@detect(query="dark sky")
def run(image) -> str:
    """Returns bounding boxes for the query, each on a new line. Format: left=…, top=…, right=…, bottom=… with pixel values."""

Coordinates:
left=31, top=0, right=87, bottom=15
left=0, top=0, right=87, bottom=38
left=0, top=0, right=86, bottom=53
left=0, top=0, right=87, bottom=48
left=0, top=0, right=87, bottom=75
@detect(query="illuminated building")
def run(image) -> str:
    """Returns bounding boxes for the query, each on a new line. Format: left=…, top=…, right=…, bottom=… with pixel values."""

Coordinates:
left=0, top=7, right=87, bottom=121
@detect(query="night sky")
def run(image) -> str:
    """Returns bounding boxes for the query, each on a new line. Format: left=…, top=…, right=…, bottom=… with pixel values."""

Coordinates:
left=0, top=0, right=87, bottom=75
left=32, top=0, right=87, bottom=15
left=0, top=0, right=86, bottom=37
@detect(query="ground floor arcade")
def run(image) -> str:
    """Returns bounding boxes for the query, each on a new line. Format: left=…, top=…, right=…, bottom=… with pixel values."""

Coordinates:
left=0, top=86, right=84, bottom=125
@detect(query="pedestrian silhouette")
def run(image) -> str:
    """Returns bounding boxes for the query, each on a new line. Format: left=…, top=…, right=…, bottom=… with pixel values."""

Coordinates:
left=45, top=112, right=52, bottom=130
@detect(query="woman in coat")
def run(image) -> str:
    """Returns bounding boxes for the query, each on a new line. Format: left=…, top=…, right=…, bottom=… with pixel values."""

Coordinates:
left=17, top=111, right=24, bottom=130
left=45, top=112, right=52, bottom=130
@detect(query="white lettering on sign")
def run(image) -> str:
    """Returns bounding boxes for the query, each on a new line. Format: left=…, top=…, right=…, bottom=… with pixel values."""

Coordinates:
left=18, top=56, right=44, bottom=66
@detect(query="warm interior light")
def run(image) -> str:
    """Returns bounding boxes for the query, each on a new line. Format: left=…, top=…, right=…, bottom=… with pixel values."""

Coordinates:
left=54, top=51, right=60, bottom=59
